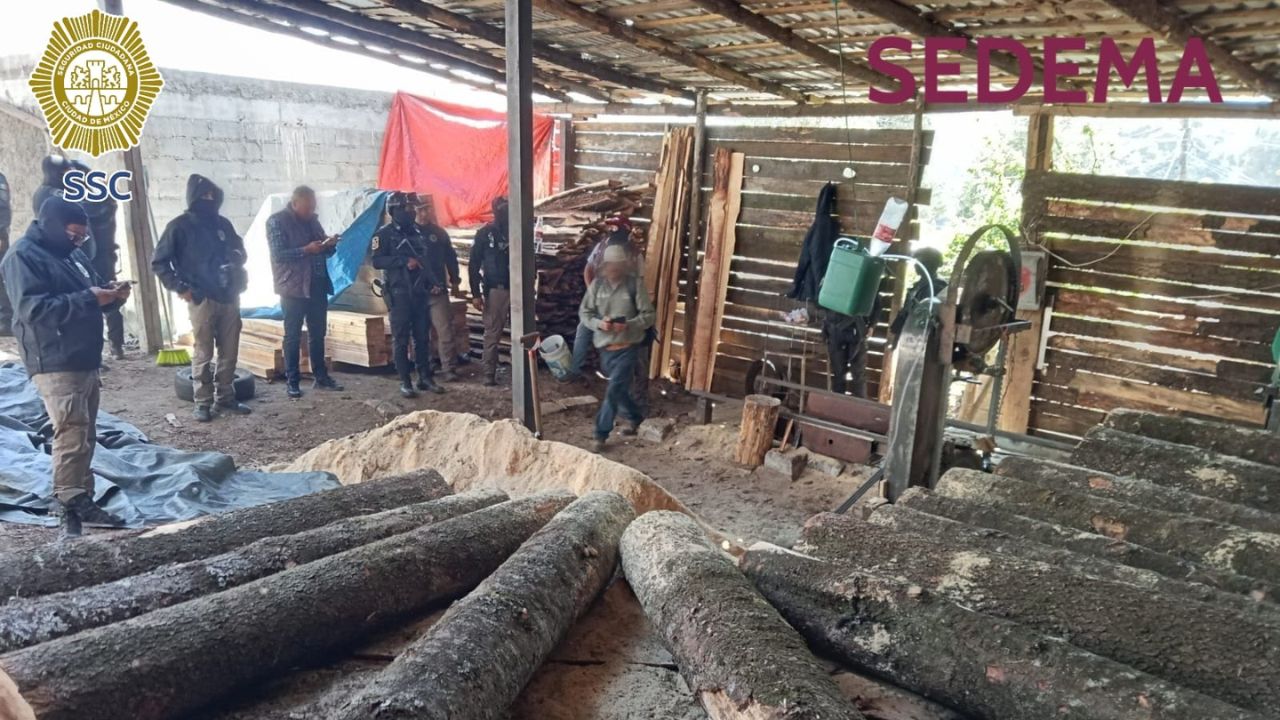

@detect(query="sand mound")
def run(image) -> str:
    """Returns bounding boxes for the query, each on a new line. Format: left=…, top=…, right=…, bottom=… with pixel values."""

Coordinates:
left=280, top=410, right=696, bottom=520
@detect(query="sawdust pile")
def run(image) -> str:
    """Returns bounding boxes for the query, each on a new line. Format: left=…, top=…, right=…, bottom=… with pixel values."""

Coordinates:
left=279, top=410, right=695, bottom=519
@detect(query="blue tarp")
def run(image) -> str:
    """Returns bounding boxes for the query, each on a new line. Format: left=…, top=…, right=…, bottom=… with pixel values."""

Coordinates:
left=0, top=365, right=339, bottom=527
left=242, top=190, right=390, bottom=320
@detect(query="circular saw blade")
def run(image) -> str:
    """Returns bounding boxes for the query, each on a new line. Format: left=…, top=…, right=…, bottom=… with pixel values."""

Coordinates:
left=957, top=250, right=1017, bottom=357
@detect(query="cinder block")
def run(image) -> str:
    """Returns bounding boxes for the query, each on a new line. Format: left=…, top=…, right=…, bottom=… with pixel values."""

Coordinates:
left=806, top=451, right=845, bottom=477
left=764, top=447, right=808, bottom=480
left=638, top=417, right=675, bottom=443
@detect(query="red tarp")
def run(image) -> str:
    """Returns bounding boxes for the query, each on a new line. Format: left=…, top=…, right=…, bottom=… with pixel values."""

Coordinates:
left=378, top=92, right=555, bottom=228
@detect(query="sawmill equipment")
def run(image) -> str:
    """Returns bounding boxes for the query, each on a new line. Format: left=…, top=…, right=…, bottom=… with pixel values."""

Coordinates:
left=882, top=224, right=1029, bottom=499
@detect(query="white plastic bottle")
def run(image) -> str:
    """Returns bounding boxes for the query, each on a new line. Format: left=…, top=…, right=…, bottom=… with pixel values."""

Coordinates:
left=869, top=197, right=909, bottom=256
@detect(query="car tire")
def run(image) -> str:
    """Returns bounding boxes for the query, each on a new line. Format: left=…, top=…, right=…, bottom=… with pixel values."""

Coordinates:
left=174, top=366, right=257, bottom=403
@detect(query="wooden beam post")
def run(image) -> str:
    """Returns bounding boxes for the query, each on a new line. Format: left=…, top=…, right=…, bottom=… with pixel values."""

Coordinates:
left=507, top=0, right=537, bottom=430
left=997, top=111, right=1054, bottom=434
left=1096, top=0, right=1280, bottom=99
left=374, top=0, right=691, bottom=100
left=531, top=0, right=807, bottom=102
left=99, top=0, right=164, bottom=353
left=680, top=91, right=708, bottom=382
left=684, top=0, right=885, bottom=87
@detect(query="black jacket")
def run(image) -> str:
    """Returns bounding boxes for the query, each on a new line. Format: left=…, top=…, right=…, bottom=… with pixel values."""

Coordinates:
left=468, top=221, right=510, bottom=295
left=417, top=222, right=459, bottom=290
left=787, top=182, right=839, bottom=303
left=2, top=201, right=120, bottom=374
left=371, top=220, right=440, bottom=295
left=31, top=156, right=103, bottom=261
left=0, top=171, right=11, bottom=243
left=153, top=175, right=247, bottom=305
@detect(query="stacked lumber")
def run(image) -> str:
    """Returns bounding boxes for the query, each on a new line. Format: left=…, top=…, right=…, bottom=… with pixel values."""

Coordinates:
left=239, top=318, right=315, bottom=380
left=532, top=180, right=651, bottom=342
left=743, top=408, right=1280, bottom=718
left=326, top=310, right=391, bottom=368
left=643, top=127, right=695, bottom=380
left=684, top=147, right=744, bottom=392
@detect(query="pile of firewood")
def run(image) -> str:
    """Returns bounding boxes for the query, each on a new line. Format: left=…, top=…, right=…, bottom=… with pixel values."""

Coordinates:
left=534, top=180, right=650, bottom=342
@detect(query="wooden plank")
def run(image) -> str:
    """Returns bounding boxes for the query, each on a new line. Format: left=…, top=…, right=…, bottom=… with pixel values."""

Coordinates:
left=1065, top=372, right=1266, bottom=426
left=997, top=309, right=1042, bottom=433
left=1053, top=289, right=1280, bottom=343
left=705, top=139, right=918, bottom=164
left=1037, top=211, right=1280, bottom=256
left=719, top=158, right=913, bottom=187
left=1049, top=268, right=1280, bottom=314
left=1038, top=200, right=1280, bottom=241
left=574, top=167, right=656, bottom=186
left=1023, top=170, right=1280, bottom=217
left=573, top=133, right=666, bottom=153
left=1041, top=351, right=1263, bottom=400
left=687, top=147, right=745, bottom=392
left=706, top=126, right=932, bottom=146
left=573, top=149, right=661, bottom=172
left=1049, top=315, right=1274, bottom=364
left=1045, top=235, right=1280, bottom=274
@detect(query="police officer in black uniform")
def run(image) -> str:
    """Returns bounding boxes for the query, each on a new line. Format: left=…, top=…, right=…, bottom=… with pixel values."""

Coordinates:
left=372, top=192, right=446, bottom=399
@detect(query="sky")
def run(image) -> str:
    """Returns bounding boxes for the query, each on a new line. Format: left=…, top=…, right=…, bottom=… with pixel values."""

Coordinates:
left=6, top=0, right=503, bottom=108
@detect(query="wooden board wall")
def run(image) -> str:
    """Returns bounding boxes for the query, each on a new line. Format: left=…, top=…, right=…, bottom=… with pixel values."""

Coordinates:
left=571, top=120, right=933, bottom=399
left=1023, top=170, right=1280, bottom=440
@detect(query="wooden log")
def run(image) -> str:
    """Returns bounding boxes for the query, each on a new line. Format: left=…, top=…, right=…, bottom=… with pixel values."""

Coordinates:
left=0, top=493, right=574, bottom=720
left=742, top=543, right=1265, bottom=720
left=786, top=513, right=1280, bottom=711
left=734, top=394, right=781, bottom=467
left=895, top=486, right=1270, bottom=599
left=997, top=456, right=1280, bottom=534
left=934, top=469, right=1280, bottom=588
left=331, top=491, right=633, bottom=720
left=0, top=470, right=452, bottom=602
left=1104, top=408, right=1280, bottom=468
left=621, top=511, right=863, bottom=720
left=0, top=490, right=508, bottom=653
left=856, top=505, right=1278, bottom=620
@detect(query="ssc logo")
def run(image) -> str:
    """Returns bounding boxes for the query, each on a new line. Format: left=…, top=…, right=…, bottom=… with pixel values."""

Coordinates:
left=28, top=9, right=164, bottom=156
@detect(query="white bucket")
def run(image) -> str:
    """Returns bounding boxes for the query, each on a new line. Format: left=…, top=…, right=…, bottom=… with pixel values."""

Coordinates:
left=539, top=334, right=573, bottom=380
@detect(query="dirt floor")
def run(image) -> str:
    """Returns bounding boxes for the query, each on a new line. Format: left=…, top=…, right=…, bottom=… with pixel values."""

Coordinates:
left=0, top=337, right=862, bottom=546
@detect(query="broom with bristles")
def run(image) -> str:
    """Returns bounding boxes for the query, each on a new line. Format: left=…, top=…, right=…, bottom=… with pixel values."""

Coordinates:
left=154, top=286, right=189, bottom=366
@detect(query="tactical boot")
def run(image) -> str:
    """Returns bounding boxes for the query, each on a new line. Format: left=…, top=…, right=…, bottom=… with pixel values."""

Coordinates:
left=51, top=499, right=82, bottom=538
left=110, top=344, right=126, bottom=361
left=217, top=401, right=253, bottom=416
left=399, top=381, right=419, bottom=399
left=417, top=376, right=446, bottom=395
left=193, top=406, right=213, bottom=423
left=63, top=492, right=125, bottom=530
left=313, top=375, right=344, bottom=391
left=286, top=381, right=303, bottom=399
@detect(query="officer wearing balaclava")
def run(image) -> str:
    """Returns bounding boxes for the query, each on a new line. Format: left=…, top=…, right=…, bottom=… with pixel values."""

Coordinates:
left=1, top=197, right=131, bottom=536
left=372, top=191, right=446, bottom=399
left=468, top=197, right=511, bottom=387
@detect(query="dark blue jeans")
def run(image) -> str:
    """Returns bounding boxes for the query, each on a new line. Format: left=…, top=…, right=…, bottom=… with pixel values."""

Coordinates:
left=281, top=294, right=329, bottom=384
left=596, top=344, right=644, bottom=440
left=570, top=321, right=594, bottom=377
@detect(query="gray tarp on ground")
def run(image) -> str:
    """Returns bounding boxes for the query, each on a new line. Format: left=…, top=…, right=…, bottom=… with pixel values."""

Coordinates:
left=0, top=364, right=338, bottom=527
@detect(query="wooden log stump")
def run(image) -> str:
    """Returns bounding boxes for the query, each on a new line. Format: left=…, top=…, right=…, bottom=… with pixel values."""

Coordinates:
left=937, top=469, right=1280, bottom=586
left=621, top=511, right=862, bottom=720
left=859, top=505, right=1278, bottom=619
left=0, top=469, right=453, bottom=601
left=1104, top=408, right=1280, bottom=467
left=0, top=490, right=508, bottom=653
left=735, top=394, right=781, bottom=466
left=0, top=492, right=573, bottom=720
left=997, top=456, right=1280, bottom=534
left=787, top=513, right=1280, bottom=712
left=331, top=491, right=633, bottom=720
left=1075, top=427, right=1280, bottom=513
left=896, top=486, right=1270, bottom=600
left=742, top=543, right=1265, bottom=720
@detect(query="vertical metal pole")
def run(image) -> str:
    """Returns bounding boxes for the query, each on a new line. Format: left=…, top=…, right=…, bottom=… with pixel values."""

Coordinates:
left=506, top=0, right=536, bottom=429
left=679, top=91, right=707, bottom=380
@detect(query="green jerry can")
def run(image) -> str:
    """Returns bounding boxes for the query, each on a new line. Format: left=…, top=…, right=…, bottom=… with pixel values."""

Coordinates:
left=819, top=237, right=886, bottom=317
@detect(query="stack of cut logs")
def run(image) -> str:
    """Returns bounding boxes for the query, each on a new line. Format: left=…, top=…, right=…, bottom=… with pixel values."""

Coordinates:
left=746, top=407, right=1280, bottom=719
left=533, top=180, right=650, bottom=342
left=2, top=407, right=1276, bottom=720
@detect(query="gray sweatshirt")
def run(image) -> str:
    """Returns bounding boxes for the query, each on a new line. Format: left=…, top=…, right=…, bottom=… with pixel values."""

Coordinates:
left=579, top=275, right=656, bottom=348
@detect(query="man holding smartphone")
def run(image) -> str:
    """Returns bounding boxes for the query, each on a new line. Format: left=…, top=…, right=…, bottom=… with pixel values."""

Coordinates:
left=267, top=185, right=343, bottom=399
left=578, top=244, right=655, bottom=452
left=2, top=197, right=130, bottom=535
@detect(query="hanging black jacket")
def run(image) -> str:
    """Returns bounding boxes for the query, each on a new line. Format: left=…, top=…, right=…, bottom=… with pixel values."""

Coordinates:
left=2, top=198, right=121, bottom=375
left=787, top=182, right=839, bottom=303
left=153, top=175, right=247, bottom=305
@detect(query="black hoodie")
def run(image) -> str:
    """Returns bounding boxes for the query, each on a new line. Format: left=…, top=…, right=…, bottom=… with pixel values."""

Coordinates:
left=31, top=155, right=113, bottom=262
left=152, top=174, right=247, bottom=305
left=1, top=198, right=119, bottom=374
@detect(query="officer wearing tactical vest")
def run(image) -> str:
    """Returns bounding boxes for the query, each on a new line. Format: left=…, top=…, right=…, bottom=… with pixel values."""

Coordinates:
left=468, top=197, right=511, bottom=387
left=372, top=192, right=446, bottom=399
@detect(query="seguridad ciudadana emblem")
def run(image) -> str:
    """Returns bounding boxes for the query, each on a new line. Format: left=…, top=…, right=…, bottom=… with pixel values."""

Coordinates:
left=28, top=8, right=164, bottom=157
